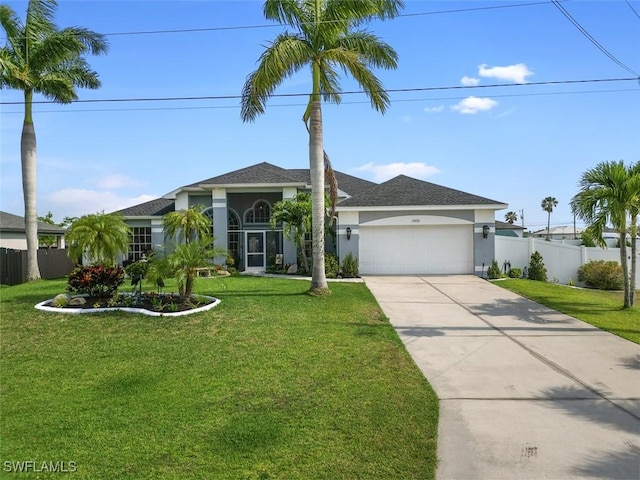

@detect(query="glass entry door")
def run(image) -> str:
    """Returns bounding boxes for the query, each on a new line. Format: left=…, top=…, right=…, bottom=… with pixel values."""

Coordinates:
left=245, top=232, right=265, bottom=270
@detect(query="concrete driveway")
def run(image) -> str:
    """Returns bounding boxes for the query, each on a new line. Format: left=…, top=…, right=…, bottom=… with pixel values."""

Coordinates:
left=364, top=275, right=640, bottom=480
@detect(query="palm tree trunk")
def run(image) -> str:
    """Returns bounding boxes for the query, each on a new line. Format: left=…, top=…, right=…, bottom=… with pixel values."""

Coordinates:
left=546, top=212, right=551, bottom=241
left=308, top=98, right=328, bottom=293
left=619, top=230, right=631, bottom=308
left=21, top=90, right=41, bottom=281
left=630, top=216, right=637, bottom=307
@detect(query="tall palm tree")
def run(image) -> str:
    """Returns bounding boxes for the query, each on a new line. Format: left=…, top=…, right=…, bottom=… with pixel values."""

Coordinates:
left=504, top=211, right=518, bottom=225
left=163, top=206, right=212, bottom=245
left=628, top=162, right=640, bottom=306
left=541, top=196, right=558, bottom=241
left=66, top=212, right=131, bottom=266
left=570, top=160, right=640, bottom=308
left=0, top=0, right=108, bottom=281
left=241, top=0, right=402, bottom=294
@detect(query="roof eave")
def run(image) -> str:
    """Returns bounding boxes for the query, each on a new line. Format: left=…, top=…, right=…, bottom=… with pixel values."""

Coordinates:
left=336, top=203, right=509, bottom=212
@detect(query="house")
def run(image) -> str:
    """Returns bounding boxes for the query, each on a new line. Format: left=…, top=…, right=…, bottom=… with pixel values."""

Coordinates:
left=0, top=211, right=66, bottom=249
left=115, top=162, right=507, bottom=276
left=495, top=220, right=525, bottom=238
left=532, top=225, right=584, bottom=240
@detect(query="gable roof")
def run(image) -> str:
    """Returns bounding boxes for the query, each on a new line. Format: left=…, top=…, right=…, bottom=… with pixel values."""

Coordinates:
left=187, top=162, right=305, bottom=187
left=337, top=175, right=505, bottom=208
left=0, top=211, right=66, bottom=234
left=116, top=198, right=175, bottom=217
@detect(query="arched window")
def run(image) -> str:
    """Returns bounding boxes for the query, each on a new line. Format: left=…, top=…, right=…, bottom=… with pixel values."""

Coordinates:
left=244, top=200, right=271, bottom=224
left=228, top=209, right=240, bottom=230
left=201, top=207, right=215, bottom=238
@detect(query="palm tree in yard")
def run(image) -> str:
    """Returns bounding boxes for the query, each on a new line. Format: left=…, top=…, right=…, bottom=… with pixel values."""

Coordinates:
left=271, top=192, right=313, bottom=273
left=66, top=212, right=131, bottom=266
left=241, top=0, right=402, bottom=294
left=570, top=160, right=640, bottom=308
left=163, top=206, right=212, bottom=245
left=0, top=0, right=108, bottom=281
left=541, top=196, right=558, bottom=241
left=504, top=211, right=518, bottom=224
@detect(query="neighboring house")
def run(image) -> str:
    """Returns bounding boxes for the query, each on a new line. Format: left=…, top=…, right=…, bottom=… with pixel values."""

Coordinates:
left=115, top=162, right=507, bottom=276
left=532, top=225, right=584, bottom=240
left=0, top=211, right=66, bottom=249
left=495, top=220, right=525, bottom=238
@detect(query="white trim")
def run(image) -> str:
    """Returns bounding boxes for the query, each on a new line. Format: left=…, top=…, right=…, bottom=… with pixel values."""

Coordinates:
left=336, top=204, right=508, bottom=212
left=360, top=215, right=473, bottom=227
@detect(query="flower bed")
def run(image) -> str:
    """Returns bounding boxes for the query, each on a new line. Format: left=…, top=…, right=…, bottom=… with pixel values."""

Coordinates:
left=35, top=292, right=220, bottom=317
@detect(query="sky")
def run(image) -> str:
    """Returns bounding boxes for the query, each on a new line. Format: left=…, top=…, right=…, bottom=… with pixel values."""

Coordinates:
left=1, top=0, right=639, bottom=232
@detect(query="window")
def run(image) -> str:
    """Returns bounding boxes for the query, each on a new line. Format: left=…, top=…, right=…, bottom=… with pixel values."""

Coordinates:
left=129, top=227, right=152, bottom=261
left=228, top=209, right=241, bottom=265
left=244, top=200, right=271, bottom=224
left=202, top=207, right=215, bottom=239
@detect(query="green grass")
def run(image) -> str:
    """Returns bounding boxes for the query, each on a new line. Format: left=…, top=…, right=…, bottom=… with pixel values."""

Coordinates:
left=495, top=279, right=640, bottom=344
left=0, top=276, right=438, bottom=479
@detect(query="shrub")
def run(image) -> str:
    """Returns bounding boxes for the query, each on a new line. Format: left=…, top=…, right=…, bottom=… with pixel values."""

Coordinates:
left=67, top=265, right=125, bottom=298
left=578, top=260, right=623, bottom=290
left=325, top=253, right=340, bottom=279
left=509, top=267, right=522, bottom=278
left=528, top=252, right=547, bottom=282
left=341, top=253, right=359, bottom=278
left=486, top=260, right=502, bottom=279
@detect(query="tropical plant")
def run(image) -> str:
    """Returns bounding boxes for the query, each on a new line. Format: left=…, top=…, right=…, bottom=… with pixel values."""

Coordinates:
left=66, top=264, right=125, bottom=298
left=165, top=236, right=226, bottom=300
left=271, top=192, right=312, bottom=273
left=240, top=0, right=402, bottom=294
left=504, top=211, right=518, bottom=225
left=528, top=251, right=547, bottom=282
left=324, top=253, right=339, bottom=278
left=570, top=160, right=640, bottom=308
left=486, top=260, right=502, bottom=279
left=0, top=0, right=108, bottom=280
left=163, top=206, right=211, bottom=245
left=66, top=212, right=131, bottom=266
left=541, top=196, right=558, bottom=241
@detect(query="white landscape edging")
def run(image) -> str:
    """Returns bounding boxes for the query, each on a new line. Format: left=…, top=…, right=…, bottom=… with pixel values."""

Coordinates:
left=35, top=295, right=221, bottom=317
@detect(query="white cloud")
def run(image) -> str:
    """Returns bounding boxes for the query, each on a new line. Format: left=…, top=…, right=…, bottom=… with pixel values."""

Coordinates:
left=95, top=174, right=146, bottom=190
left=47, top=188, right=157, bottom=217
left=354, top=162, right=440, bottom=182
left=424, top=105, right=445, bottom=113
left=451, top=96, right=498, bottom=115
left=461, top=76, right=480, bottom=86
left=478, top=63, right=533, bottom=84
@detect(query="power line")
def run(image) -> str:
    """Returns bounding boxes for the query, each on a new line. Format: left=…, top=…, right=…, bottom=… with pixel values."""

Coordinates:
left=625, top=0, right=640, bottom=20
left=1, top=88, right=634, bottom=115
left=1, top=77, right=635, bottom=106
left=551, top=0, right=640, bottom=77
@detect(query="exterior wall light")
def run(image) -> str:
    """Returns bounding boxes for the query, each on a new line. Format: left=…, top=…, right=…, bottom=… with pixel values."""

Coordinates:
left=482, top=225, right=490, bottom=239
left=346, top=227, right=352, bottom=241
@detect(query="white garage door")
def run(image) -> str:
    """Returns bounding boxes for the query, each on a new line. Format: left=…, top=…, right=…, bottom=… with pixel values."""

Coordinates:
left=359, top=225, right=473, bottom=275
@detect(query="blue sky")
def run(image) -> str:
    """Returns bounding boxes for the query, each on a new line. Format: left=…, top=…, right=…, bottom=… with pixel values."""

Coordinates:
left=1, top=0, right=638, bottom=232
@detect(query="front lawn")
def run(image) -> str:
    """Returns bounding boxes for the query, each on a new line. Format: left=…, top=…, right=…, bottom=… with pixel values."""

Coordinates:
left=495, top=279, right=640, bottom=344
left=0, top=276, right=438, bottom=479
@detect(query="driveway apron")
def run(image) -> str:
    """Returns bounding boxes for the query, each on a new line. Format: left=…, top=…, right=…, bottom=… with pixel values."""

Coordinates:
left=364, top=275, right=640, bottom=480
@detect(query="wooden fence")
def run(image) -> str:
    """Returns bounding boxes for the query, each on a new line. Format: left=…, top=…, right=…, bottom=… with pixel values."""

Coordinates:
left=0, top=248, right=76, bottom=286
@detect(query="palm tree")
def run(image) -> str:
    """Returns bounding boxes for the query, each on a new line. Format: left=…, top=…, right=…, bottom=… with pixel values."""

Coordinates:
left=0, top=0, right=108, bottom=281
left=66, top=212, right=131, bottom=266
left=541, top=196, right=558, bottom=241
left=570, top=160, right=640, bottom=308
left=271, top=192, right=313, bottom=273
left=504, top=211, right=518, bottom=225
left=241, top=0, right=402, bottom=294
left=163, top=206, right=212, bottom=245
left=627, top=162, right=640, bottom=306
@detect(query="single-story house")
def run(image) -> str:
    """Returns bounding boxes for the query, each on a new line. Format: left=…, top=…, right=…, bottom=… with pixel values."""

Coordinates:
left=531, top=225, right=584, bottom=240
left=115, top=162, right=507, bottom=276
left=495, top=220, right=525, bottom=238
left=0, top=211, right=66, bottom=249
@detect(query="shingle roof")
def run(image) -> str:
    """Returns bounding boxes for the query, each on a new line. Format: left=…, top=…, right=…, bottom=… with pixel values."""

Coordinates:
left=115, top=198, right=175, bottom=217
left=0, top=211, right=66, bottom=234
left=287, top=169, right=376, bottom=197
left=187, top=162, right=304, bottom=187
left=337, top=175, right=504, bottom=207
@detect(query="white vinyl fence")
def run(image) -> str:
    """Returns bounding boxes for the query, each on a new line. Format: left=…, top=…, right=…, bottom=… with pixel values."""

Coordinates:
left=495, top=236, right=640, bottom=285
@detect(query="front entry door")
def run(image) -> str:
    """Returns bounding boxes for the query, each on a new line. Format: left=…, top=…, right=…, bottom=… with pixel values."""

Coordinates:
left=245, top=232, right=265, bottom=271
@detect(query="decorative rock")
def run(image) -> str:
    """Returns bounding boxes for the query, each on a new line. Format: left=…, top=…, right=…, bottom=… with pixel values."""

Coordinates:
left=216, top=270, right=231, bottom=277
left=51, top=293, right=71, bottom=307
left=68, top=296, right=87, bottom=306
left=287, top=264, right=298, bottom=274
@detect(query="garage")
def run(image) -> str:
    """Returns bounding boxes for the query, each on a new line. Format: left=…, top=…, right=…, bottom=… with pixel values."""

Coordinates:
left=358, top=224, right=474, bottom=275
